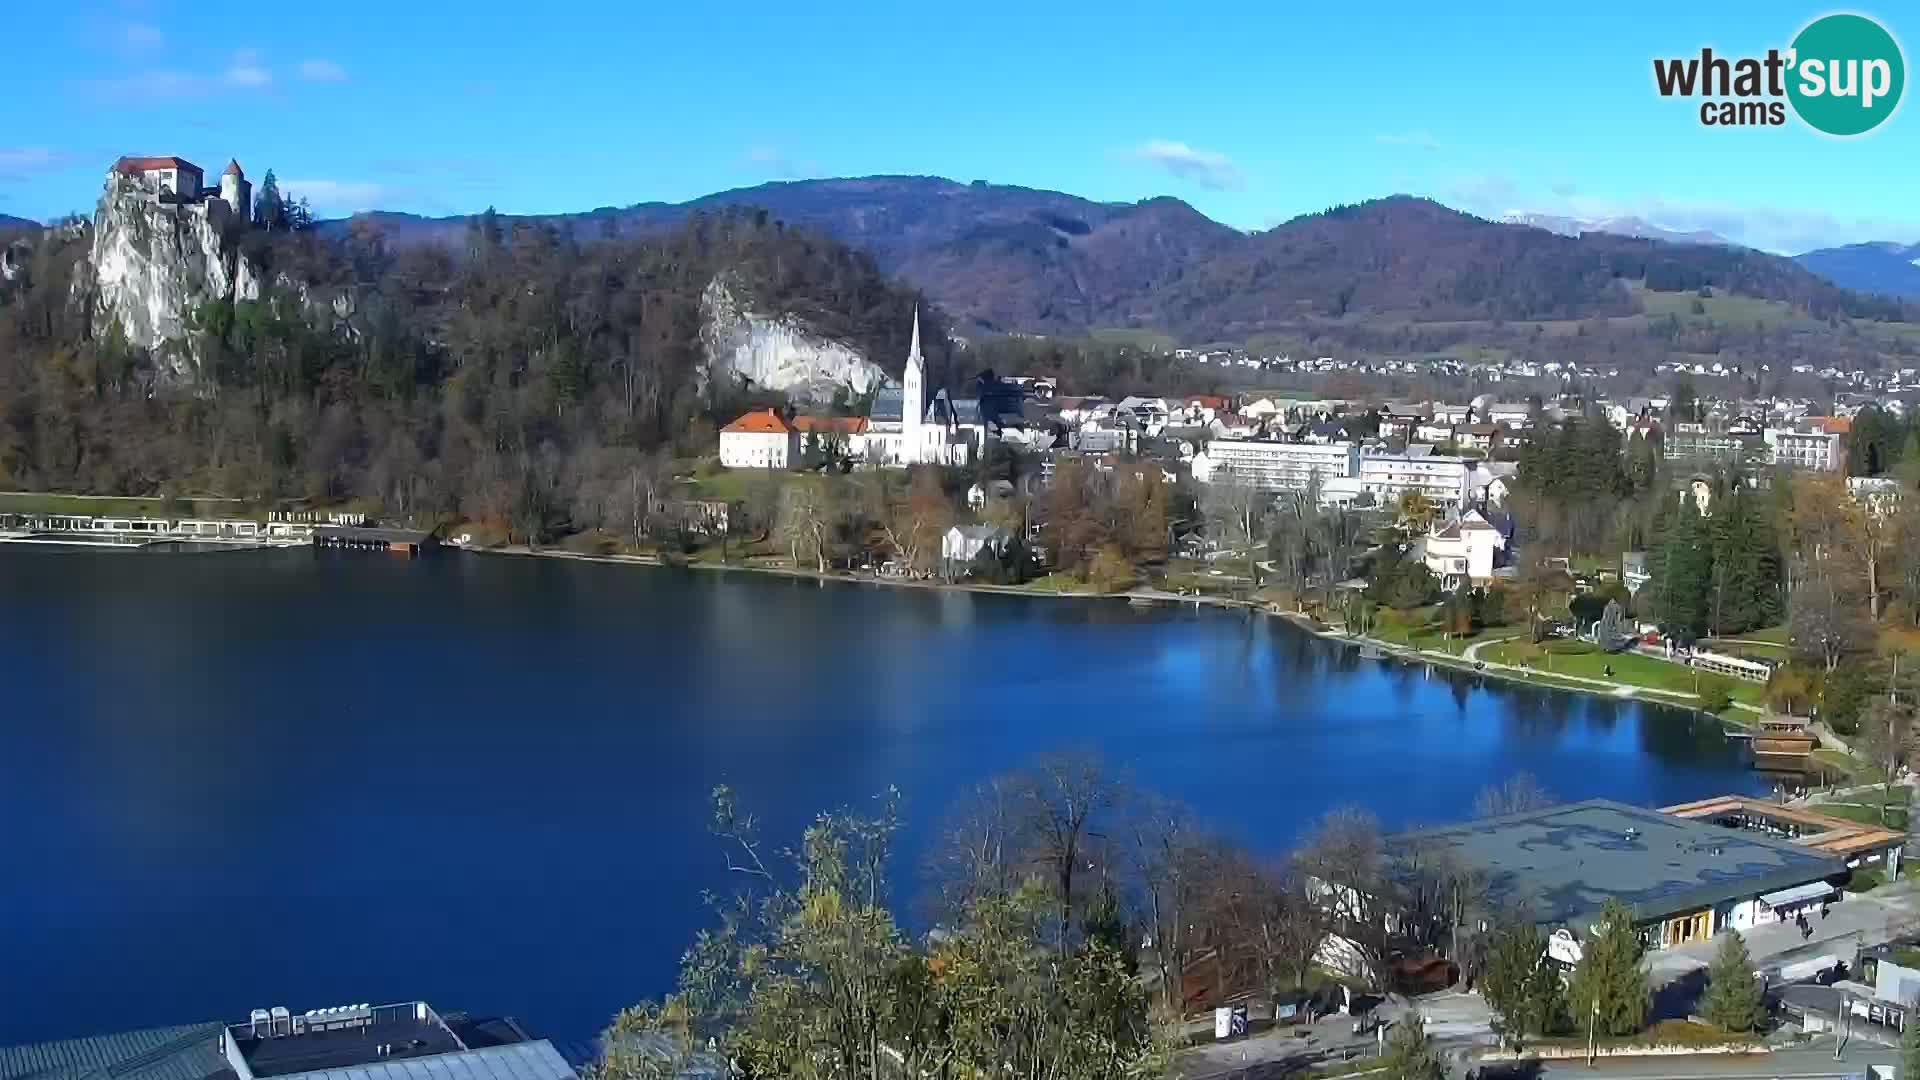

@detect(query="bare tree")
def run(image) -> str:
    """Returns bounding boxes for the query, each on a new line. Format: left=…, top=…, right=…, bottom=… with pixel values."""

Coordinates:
left=1861, top=664, right=1915, bottom=826
left=1125, top=793, right=1207, bottom=1012
left=1473, top=772, right=1558, bottom=819
left=923, top=774, right=1026, bottom=923
left=777, top=480, right=841, bottom=572
left=1294, top=806, right=1392, bottom=987
left=1013, top=752, right=1121, bottom=951
left=879, top=467, right=952, bottom=575
left=1202, top=468, right=1266, bottom=587
left=1790, top=565, right=1874, bottom=673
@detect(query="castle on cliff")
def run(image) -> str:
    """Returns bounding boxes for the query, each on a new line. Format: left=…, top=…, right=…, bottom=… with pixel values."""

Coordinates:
left=111, top=156, right=252, bottom=222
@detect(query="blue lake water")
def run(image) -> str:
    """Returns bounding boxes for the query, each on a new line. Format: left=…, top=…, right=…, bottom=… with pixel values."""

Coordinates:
left=0, top=547, right=1764, bottom=1045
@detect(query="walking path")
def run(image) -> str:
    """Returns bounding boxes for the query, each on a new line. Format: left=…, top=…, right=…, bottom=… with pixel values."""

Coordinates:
left=1647, top=878, right=1920, bottom=988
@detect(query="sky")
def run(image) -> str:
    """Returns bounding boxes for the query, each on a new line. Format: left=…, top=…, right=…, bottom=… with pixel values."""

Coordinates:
left=2, top=1, right=1916, bottom=254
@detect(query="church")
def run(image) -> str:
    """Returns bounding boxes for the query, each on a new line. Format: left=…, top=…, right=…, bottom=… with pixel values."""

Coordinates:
left=853, top=309, right=982, bottom=467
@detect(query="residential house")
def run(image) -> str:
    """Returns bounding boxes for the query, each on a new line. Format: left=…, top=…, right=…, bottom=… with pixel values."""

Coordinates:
left=1420, top=509, right=1508, bottom=587
left=1454, top=423, right=1506, bottom=454
left=942, top=525, right=1013, bottom=574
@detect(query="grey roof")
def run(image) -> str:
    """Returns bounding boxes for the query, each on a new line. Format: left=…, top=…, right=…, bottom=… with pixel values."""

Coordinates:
left=0, top=1023, right=229, bottom=1080
left=1392, top=799, right=1843, bottom=930
left=274, top=1041, right=575, bottom=1080
left=869, top=383, right=903, bottom=424
left=314, top=526, right=432, bottom=545
left=929, top=393, right=984, bottom=427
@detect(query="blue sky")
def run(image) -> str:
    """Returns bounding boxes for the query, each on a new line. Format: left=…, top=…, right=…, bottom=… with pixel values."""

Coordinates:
left=3, top=1, right=1915, bottom=253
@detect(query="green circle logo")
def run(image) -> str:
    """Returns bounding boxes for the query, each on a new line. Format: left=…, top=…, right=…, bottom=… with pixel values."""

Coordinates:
left=1787, top=13, right=1905, bottom=136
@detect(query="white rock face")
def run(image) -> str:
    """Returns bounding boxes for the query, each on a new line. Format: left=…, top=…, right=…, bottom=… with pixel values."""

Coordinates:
left=83, top=172, right=261, bottom=379
left=700, top=274, right=888, bottom=404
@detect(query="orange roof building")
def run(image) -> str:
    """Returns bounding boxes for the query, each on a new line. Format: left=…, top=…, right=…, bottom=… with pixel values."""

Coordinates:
left=791, top=416, right=870, bottom=436
left=719, top=408, right=799, bottom=470
left=721, top=408, right=792, bottom=434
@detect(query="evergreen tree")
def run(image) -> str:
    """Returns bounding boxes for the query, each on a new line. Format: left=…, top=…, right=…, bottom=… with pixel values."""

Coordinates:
left=253, top=170, right=284, bottom=230
left=1697, top=931, right=1763, bottom=1032
left=1711, top=484, right=1783, bottom=634
left=1567, top=898, right=1649, bottom=1037
left=1480, top=924, right=1566, bottom=1050
left=1648, top=493, right=1711, bottom=637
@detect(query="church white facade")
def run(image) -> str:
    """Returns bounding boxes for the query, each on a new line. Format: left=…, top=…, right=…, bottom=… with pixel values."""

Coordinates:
left=853, top=309, right=980, bottom=467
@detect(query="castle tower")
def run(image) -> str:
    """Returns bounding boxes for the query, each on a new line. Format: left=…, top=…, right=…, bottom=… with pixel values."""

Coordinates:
left=220, top=160, right=252, bottom=222
left=902, top=307, right=925, bottom=464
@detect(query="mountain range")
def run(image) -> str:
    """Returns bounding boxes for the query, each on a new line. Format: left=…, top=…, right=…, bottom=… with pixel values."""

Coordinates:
left=1500, top=212, right=1733, bottom=247
left=312, top=175, right=1911, bottom=338
left=0, top=214, right=39, bottom=233
left=1793, top=241, right=1920, bottom=299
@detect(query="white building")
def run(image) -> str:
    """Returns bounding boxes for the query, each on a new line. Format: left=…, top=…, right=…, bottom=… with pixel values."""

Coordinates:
left=112, top=155, right=251, bottom=218
left=854, top=310, right=977, bottom=467
left=942, top=525, right=1012, bottom=571
left=1191, top=440, right=1360, bottom=492
left=1421, top=510, right=1507, bottom=587
left=1764, top=426, right=1844, bottom=471
left=113, top=155, right=204, bottom=199
left=1354, top=449, right=1472, bottom=509
left=719, top=408, right=798, bottom=469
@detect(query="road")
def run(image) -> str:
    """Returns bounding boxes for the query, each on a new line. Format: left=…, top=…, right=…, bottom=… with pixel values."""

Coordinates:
left=1522, top=1036, right=1895, bottom=1078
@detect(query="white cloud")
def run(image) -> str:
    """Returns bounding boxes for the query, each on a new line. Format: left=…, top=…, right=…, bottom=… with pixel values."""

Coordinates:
left=121, top=22, right=165, bottom=51
left=281, top=179, right=390, bottom=212
left=0, top=147, right=72, bottom=177
left=298, top=58, right=347, bottom=83
left=1126, top=139, right=1244, bottom=191
left=1375, top=131, right=1441, bottom=151
left=225, top=49, right=271, bottom=88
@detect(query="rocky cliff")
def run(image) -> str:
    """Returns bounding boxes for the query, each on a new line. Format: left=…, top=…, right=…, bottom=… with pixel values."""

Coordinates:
left=699, top=274, right=889, bottom=403
left=81, top=172, right=260, bottom=378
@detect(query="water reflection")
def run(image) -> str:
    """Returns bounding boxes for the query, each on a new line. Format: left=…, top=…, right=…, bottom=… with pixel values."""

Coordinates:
left=0, top=548, right=1766, bottom=1046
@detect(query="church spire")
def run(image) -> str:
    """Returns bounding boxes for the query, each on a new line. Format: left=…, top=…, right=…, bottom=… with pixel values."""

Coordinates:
left=908, top=306, right=922, bottom=370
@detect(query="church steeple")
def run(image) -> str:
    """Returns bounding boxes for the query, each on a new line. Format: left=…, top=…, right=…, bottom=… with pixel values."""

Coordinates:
left=902, top=306, right=925, bottom=458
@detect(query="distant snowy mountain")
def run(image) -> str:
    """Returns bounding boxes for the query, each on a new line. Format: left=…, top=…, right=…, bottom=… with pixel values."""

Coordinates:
left=1794, top=241, right=1920, bottom=299
left=1503, top=212, right=1733, bottom=247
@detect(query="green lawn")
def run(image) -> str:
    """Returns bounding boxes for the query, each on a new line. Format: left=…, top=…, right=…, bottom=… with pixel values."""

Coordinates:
left=1820, top=802, right=1910, bottom=829
left=1484, top=640, right=1764, bottom=706
left=1636, top=285, right=1811, bottom=331
left=1088, top=327, right=1176, bottom=352
left=0, top=491, right=251, bottom=518
left=1021, top=572, right=1100, bottom=595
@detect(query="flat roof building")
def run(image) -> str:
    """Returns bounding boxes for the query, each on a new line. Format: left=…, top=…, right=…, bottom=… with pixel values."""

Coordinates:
left=1392, top=799, right=1844, bottom=950
left=1, top=1002, right=579, bottom=1080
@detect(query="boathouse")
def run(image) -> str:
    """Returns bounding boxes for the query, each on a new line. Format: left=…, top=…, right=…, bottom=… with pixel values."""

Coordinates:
left=314, top=526, right=436, bottom=555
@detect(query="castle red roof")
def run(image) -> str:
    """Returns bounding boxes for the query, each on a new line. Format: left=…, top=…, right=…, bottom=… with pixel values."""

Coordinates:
left=113, top=156, right=204, bottom=177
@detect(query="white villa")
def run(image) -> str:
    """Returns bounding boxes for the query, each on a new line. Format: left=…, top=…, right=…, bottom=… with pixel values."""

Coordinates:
left=1419, top=509, right=1507, bottom=588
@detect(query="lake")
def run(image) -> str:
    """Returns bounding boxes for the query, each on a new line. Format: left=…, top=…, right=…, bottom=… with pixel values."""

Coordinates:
left=0, top=547, right=1763, bottom=1045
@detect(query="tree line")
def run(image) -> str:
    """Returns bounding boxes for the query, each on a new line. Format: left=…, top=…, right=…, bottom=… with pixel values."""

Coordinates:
left=0, top=207, right=943, bottom=534
left=593, top=758, right=1743, bottom=1080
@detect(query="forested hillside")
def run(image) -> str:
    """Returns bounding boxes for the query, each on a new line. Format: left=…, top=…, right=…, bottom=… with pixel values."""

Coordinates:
left=315, top=178, right=1916, bottom=337
left=0, top=209, right=945, bottom=533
